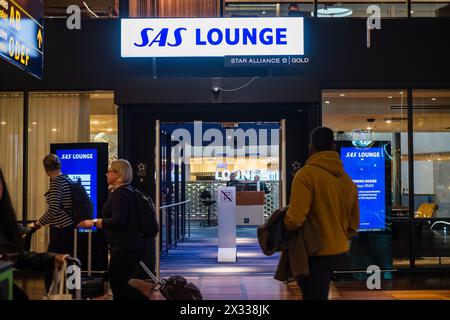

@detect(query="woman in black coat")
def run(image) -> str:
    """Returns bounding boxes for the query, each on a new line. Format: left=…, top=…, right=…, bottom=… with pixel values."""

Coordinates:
left=78, top=159, right=147, bottom=300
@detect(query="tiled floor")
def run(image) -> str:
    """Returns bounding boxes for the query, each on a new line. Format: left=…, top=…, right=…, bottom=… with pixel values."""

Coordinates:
left=15, top=224, right=450, bottom=300
left=15, top=273, right=450, bottom=300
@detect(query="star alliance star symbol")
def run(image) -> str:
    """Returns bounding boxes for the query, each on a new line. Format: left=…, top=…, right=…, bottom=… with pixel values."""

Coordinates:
left=282, top=58, right=288, bottom=63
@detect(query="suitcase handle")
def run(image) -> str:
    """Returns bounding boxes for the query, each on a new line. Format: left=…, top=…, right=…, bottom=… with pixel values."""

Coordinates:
left=139, top=261, right=164, bottom=291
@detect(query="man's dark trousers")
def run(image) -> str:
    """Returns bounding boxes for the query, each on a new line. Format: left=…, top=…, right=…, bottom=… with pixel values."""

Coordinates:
left=297, top=253, right=345, bottom=300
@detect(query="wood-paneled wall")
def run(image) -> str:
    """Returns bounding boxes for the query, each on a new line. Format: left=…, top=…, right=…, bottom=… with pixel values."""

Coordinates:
left=129, top=0, right=156, bottom=17
left=129, top=0, right=218, bottom=17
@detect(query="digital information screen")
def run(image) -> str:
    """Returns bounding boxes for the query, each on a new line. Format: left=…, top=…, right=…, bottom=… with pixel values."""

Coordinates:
left=341, top=146, right=386, bottom=232
left=0, top=0, right=43, bottom=78
left=55, top=149, right=98, bottom=220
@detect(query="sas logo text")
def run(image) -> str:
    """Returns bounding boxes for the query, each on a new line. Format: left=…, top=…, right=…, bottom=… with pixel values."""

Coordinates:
left=134, top=27, right=288, bottom=47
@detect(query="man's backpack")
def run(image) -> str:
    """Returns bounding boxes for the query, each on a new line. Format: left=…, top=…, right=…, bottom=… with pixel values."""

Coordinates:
left=67, top=177, right=94, bottom=224
left=68, top=177, right=93, bottom=224
left=128, top=187, right=159, bottom=239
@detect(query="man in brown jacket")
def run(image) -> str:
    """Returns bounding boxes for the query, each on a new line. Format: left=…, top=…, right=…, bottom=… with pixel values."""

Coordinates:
left=284, top=127, right=360, bottom=300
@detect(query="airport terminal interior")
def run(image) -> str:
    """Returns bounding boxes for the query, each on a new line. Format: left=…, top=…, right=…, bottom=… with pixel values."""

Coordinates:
left=1, top=0, right=450, bottom=302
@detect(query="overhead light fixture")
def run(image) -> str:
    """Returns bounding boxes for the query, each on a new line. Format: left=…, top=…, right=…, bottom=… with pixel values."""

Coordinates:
left=432, top=98, right=437, bottom=101
left=1, top=121, right=6, bottom=125
left=92, top=120, right=99, bottom=125
left=324, top=100, right=331, bottom=104
left=317, top=7, right=353, bottom=17
left=339, top=93, right=345, bottom=97
left=107, top=128, right=113, bottom=132
left=388, top=96, right=393, bottom=99
left=51, top=128, right=57, bottom=132
left=262, top=11, right=266, bottom=14
left=385, top=120, right=392, bottom=124
left=32, top=122, right=37, bottom=125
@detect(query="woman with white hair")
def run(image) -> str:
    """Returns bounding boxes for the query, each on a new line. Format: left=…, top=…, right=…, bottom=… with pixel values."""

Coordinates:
left=78, top=159, right=147, bottom=300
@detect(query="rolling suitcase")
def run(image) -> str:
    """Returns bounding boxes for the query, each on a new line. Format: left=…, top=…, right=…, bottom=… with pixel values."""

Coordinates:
left=138, top=261, right=203, bottom=300
left=73, top=229, right=105, bottom=299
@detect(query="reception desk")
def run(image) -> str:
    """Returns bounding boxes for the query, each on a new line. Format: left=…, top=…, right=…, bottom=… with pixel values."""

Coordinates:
left=236, top=191, right=265, bottom=226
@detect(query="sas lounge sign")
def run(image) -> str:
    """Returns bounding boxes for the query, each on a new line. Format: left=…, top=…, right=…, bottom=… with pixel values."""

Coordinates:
left=121, top=18, right=304, bottom=58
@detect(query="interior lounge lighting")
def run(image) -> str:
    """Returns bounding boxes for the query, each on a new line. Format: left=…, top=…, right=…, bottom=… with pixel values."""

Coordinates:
left=432, top=98, right=437, bottom=101
left=51, top=128, right=57, bottom=132
left=324, top=100, right=331, bottom=104
left=317, top=7, right=353, bottom=17
left=0, top=121, right=6, bottom=125
left=385, top=120, right=392, bottom=123
left=107, top=128, right=113, bottom=132
left=32, top=122, right=37, bottom=125
left=339, top=93, right=345, bottom=97
left=388, top=96, right=393, bottom=99
left=92, top=120, right=99, bottom=125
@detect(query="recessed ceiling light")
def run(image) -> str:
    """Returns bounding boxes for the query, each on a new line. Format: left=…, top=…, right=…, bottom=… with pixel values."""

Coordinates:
left=92, top=121, right=99, bottom=125
left=428, top=159, right=432, bottom=162
left=339, top=93, right=345, bottom=97
left=432, top=98, right=437, bottom=101
left=385, top=120, right=392, bottom=124
left=107, top=128, right=113, bottom=132
left=51, top=128, right=57, bottom=132
left=262, top=11, right=266, bottom=14
left=388, top=96, right=393, bottom=99
left=0, top=121, right=6, bottom=125
left=324, top=101, right=330, bottom=104
left=367, top=126, right=372, bottom=130
left=32, top=122, right=37, bottom=125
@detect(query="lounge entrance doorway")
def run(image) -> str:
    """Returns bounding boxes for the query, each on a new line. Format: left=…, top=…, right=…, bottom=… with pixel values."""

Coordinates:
left=157, top=121, right=284, bottom=276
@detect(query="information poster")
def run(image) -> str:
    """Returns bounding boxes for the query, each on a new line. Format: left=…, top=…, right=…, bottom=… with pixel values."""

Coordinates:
left=55, top=148, right=98, bottom=219
left=341, top=146, right=387, bottom=232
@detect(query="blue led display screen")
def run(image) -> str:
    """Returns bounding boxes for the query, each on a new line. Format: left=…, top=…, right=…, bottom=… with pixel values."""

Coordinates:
left=341, top=146, right=387, bottom=232
left=55, top=149, right=98, bottom=220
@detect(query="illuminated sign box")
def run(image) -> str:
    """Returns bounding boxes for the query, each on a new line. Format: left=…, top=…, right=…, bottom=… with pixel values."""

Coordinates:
left=0, top=0, right=43, bottom=79
left=121, top=17, right=304, bottom=58
left=339, top=142, right=391, bottom=232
